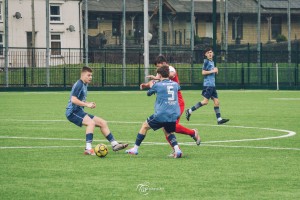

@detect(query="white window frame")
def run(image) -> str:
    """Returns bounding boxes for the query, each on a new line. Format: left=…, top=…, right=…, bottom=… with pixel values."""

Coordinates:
left=50, top=4, right=62, bottom=23
left=50, top=33, right=62, bottom=56
left=0, top=2, right=2, bottom=22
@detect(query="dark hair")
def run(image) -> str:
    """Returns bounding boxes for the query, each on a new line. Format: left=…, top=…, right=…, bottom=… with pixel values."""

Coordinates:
left=154, top=55, right=167, bottom=65
left=203, top=47, right=213, bottom=55
left=156, top=64, right=169, bottom=78
left=81, top=66, right=93, bottom=73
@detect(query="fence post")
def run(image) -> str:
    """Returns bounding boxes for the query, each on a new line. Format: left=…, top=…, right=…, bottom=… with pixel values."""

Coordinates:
left=102, top=67, right=105, bottom=87
left=24, top=67, right=27, bottom=87
left=241, top=66, right=244, bottom=89
left=247, top=43, right=250, bottom=84
left=138, top=48, right=141, bottom=85
left=276, top=62, right=279, bottom=90
left=63, top=66, right=66, bottom=89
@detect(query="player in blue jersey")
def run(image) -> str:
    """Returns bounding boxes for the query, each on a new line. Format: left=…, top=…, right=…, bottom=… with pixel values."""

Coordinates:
left=126, top=65, right=183, bottom=158
left=185, top=47, right=229, bottom=125
left=66, top=66, right=128, bottom=155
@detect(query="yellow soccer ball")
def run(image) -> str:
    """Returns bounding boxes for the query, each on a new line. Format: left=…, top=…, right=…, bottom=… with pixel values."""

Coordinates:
left=94, top=144, right=108, bottom=158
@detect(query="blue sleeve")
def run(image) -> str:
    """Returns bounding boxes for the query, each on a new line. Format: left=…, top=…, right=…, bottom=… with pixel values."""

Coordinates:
left=72, top=81, right=83, bottom=98
left=147, top=84, right=157, bottom=96
left=202, top=59, right=209, bottom=71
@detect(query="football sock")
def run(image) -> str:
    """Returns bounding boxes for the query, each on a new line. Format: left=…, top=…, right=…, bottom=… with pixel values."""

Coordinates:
left=214, top=107, right=222, bottom=121
left=167, top=134, right=178, bottom=147
left=106, top=133, right=118, bottom=146
left=191, top=102, right=203, bottom=112
left=85, top=133, right=93, bottom=150
left=165, top=135, right=173, bottom=148
left=173, top=145, right=180, bottom=152
left=175, top=124, right=195, bottom=136
left=135, top=133, right=145, bottom=146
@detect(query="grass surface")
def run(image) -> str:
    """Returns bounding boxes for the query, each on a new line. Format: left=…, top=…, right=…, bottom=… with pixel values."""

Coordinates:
left=0, top=90, right=299, bottom=199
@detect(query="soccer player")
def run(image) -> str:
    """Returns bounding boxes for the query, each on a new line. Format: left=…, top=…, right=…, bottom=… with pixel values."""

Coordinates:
left=140, top=55, right=201, bottom=154
left=126, top=65, right=183, bottom=158
left=65, top=66, right=128, bottom=155
left=185, top=47, right=229, bottom=125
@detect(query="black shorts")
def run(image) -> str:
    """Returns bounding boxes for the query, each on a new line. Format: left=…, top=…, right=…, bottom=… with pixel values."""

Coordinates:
left=66, top=109, right=94, bottom=127
left=147, top=115, right=176, bottom=133
left=202, top=86, right=218, bottom=99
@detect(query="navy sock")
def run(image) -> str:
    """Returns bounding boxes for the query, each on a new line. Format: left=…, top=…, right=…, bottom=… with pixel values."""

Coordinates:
left=106, top=133, right=115, bottom=142
left=135, top=133, right=145, bottom=146
left=86, top=133, right=93, bottom=143
left=191, top=102, right=203, bottom=111
left=167, top=134, right=178, bottom=147
left=214, top=107, right=221, bottom=119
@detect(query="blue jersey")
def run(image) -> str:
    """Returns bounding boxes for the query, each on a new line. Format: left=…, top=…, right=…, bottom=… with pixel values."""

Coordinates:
left=147, top=79, right=180, bottom=122
left=65, top=79, right=88, bottom=117
left=202, top=59, right=216, bottom=87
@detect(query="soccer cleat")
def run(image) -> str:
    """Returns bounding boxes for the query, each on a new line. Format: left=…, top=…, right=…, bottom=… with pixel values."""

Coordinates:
left=192, top=129, right=201, bottom=146
left=217, top=118, right=230, bottom=125
left=125, top=148, right=138, bottom=155
left=185, top=109, right=191, bottom=121
left=112, top=143, right=129, bottom=151
left=167, top=150, right=175, bottom=157
left=84, top=148, right=96, bottom=155
left=173, top=150, right=182, bottom=158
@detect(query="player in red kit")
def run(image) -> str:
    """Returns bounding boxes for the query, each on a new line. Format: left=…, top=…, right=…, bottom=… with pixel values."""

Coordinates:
left=140, top=55, right=201, bottom=155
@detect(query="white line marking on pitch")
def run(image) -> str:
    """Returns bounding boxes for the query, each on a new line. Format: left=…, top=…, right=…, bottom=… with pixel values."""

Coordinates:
left=0, top=120, right=297, bottom=150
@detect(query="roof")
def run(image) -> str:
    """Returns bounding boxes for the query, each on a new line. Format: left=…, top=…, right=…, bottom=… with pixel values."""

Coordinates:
left=85, top=0, right=300, bottom=14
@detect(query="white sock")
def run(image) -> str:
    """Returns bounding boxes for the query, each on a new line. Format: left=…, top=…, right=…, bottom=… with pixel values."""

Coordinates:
left=133, top=145, right=139, bottom=151
left=174, top=145, right=180, bottom=152
left=86, top=143, right=92, bottom=150
left=111, top=140, right=118, bottom=147
left=217, top=117, right=222, bottom=122
left=188, top=109, right=192, bottom=114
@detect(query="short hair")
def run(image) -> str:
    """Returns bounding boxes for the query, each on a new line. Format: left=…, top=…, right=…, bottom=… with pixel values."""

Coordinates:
left=203, top=47, right=213, bottom=55
left=156, top=64, right=169, bottom=78
left=154, top=55, right=167, bottom=65
left=81, top=66, right=93, bottom=73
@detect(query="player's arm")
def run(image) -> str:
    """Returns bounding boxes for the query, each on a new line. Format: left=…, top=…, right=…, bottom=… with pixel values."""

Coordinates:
left=202, top=68, right=218, bottom=75
left=140, top=80, right=156, bottom=90
left=168, top=66, right=176, bottom=79
left=71, top=96, right=96, bottom=109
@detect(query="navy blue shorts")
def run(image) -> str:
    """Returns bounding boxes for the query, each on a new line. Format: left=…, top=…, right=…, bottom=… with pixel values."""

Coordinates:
left=202, top=86, right=218, bottom=99
left=66, top=109, right=94, bottom=127
left=147, top=115, right=176, bottom=133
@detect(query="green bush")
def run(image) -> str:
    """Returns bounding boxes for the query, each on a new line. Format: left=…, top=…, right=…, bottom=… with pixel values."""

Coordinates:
left=276, top=34, right=287, bottom=43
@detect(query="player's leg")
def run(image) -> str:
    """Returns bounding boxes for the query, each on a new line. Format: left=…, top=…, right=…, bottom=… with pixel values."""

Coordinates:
left=212, top=97, right=229, bottom=125
left=185, top=97, right=209, bottom=121
left=126, top=121, right=151, bottom=155
left=82, top=114, right=96, bottom=155
left=186, top=87, right=211, bottom=121
left=92, top=116, right=128, bottom=151
left=168, top=100, right=200, bottom=143
left=164, top=122, right=182, bottom=158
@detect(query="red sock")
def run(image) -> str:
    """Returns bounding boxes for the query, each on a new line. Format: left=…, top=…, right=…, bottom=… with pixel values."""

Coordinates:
left=175, top=123, right=195, bottom=136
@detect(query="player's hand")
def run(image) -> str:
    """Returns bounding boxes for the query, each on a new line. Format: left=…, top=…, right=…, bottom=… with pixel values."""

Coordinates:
left=86, top=102, right=96, bottom=109
left=213, top=67, right=218, bottom=74
left=140, top=83, right=148, bottom=90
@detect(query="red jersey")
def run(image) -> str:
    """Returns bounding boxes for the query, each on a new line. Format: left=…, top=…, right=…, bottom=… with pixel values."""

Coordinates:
left=169, top=66, right=184, bottom=114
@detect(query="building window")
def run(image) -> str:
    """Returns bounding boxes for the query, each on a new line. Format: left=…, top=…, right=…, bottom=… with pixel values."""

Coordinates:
left=0, top=2, right=2, bottom=21
left=232, top=16, right=243, bottom=40
left=50, top=5, right=61, bottom=22
left=112, top=15, right=121, bottom=36
left=0, top=33, right=3, bottom=56
left=272, top=16, right=282, bottom=39
left=51, top=34, right=61, bottom=55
